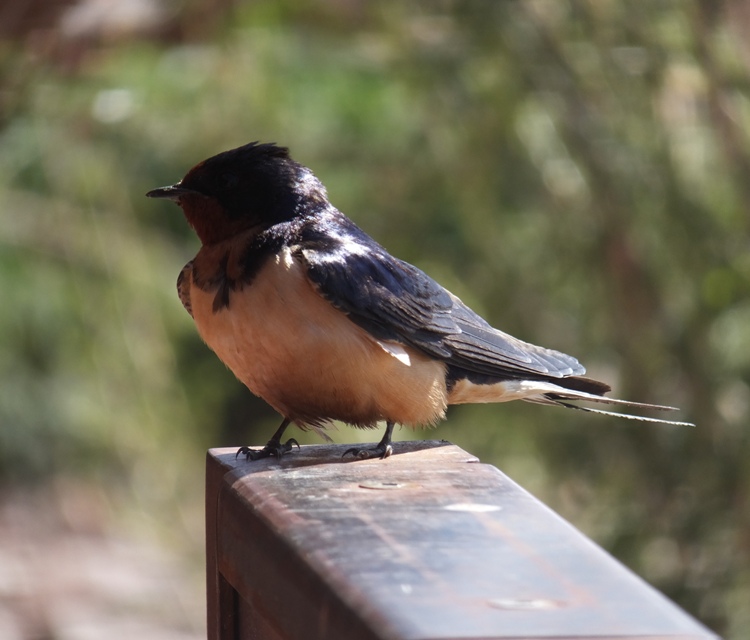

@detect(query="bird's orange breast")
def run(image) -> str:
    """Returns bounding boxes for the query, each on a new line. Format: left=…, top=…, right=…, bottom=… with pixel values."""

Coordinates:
left=188, top=245, right=449, bottom=429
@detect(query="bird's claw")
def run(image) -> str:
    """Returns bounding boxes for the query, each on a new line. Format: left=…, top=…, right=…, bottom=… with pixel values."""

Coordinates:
left=342, top=443, right=393, bottom=461
left=237, top=438, right=299, bottom=461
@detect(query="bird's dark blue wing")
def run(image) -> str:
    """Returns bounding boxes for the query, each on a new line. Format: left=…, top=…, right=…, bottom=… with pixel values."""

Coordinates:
left=295, top=213, right=584, bottom=379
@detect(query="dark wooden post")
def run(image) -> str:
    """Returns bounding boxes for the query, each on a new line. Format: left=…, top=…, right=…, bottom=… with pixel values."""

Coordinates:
left=206, top=441, right=717, bottom=640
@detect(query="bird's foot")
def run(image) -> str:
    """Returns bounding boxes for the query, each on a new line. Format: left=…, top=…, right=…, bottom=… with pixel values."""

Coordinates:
left=237, top=438, right=299, bottom=461
left=344, top=421, right=396, bottom=461
left=343, top=442, right=393, bottom=461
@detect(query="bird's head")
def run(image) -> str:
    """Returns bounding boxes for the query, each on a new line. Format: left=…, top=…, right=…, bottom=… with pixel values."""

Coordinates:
left=146, top=142, right=328, bottom=245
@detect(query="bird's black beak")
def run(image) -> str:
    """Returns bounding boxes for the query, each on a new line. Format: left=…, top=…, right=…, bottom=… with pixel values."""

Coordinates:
left=145, top=184, right=199, bottom=201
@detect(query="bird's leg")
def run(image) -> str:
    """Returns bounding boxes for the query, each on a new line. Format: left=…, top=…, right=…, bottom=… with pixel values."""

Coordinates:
left=236, top=418, right=299, bottom=461
left=343, top=421, right=395, bottom=460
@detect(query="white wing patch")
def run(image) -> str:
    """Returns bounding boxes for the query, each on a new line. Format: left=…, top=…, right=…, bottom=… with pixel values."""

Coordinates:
left=376, top=340, right=412, bottom=366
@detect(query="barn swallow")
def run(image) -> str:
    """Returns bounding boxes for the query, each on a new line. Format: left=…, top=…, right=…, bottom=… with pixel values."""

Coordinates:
left=147, top=142, right=693, bottom=461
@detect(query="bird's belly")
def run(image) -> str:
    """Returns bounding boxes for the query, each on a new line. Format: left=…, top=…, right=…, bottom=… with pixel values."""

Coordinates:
left=189, top=248, right=448, bottom=428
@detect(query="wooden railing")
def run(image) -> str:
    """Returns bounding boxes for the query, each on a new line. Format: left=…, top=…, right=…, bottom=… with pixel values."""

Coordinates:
left=206, top=441, right=717, bottom=640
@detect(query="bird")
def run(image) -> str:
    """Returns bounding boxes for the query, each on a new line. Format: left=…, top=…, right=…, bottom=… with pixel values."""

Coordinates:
left=146, top=141, right=693, bottom=461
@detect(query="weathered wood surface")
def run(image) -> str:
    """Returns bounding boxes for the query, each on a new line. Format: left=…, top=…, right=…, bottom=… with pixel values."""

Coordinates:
left=206, top=441, right=717, bottom=640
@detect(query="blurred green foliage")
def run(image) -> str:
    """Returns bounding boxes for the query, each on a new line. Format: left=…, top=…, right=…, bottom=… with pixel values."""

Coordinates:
left=1, top=1, right=749, bottom=636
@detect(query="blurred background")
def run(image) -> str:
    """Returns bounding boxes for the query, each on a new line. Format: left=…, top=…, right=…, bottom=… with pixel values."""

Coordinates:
left=1, top=0, right=749, bottom=638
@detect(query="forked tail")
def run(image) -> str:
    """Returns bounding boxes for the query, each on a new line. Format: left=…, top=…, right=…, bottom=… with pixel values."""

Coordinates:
left=524, top=377, right=695, bottom=427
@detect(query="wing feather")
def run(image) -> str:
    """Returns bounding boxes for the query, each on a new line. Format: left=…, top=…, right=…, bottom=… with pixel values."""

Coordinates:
left=296, top=215, right=583, bottom=380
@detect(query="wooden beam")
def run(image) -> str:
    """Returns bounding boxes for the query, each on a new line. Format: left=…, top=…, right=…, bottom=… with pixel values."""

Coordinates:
left=206, top=441, right=717, bottom=640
